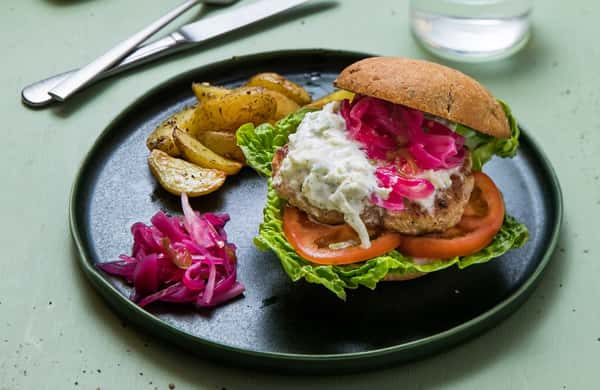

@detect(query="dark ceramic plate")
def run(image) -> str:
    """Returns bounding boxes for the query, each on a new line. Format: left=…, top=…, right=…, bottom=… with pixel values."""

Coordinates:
left=70, top=49, right=562, bottom=373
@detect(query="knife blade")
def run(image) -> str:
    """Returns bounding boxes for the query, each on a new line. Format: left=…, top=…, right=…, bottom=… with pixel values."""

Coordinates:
left=179, top=0, right=308, bottom=42
left=22, top=0, right=309, bottom=107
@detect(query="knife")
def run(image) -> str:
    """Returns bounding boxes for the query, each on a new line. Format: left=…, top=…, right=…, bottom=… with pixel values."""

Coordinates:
left=22, top=0, right=309, bottom=108
left=47, top=0, right=205, bottom=103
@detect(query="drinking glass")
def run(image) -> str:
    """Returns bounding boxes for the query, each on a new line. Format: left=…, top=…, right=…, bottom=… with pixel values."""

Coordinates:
left=410, top=0, right=533, bottom=62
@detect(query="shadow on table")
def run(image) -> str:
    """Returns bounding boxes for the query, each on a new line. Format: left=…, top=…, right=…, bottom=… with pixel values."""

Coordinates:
left=414, top=23, right=552, bottom=82
left=69, top=216, right=570, bottom=388
left=44, top=0, right=96, bottom=5
left=38, top=1, right=337, bottom=118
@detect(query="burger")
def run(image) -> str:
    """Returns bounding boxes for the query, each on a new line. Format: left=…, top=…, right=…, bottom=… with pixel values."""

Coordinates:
left=237, top=57, right=529, bottom=300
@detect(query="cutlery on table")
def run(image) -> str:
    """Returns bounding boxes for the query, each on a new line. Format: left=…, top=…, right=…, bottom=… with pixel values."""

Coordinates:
left=22, top=0, right=309, bottom=107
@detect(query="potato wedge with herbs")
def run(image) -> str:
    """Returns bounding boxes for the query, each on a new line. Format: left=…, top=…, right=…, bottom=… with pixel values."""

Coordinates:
left=305, top=89, right=355, bottom=109
left=189, top=87, right=277, bottom=133
left=148, top=149, right=226, bottom=197
left=173, top=129, right=242, bottom=175
left=245, top=73, right=311, bottom=105
left=265, top=90, right=301, bottom=120
left=146, top=106, right=196, bottom=157
left=192, top=82, right=231, bottom=102
left=196, top=131, right=246, bottom=163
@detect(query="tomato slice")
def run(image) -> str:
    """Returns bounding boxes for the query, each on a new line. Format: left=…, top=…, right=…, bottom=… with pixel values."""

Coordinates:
left=282, top=172, right=505, bottom=264
left=282, top=206, right=403, bottom=265
left=397, top=172, right=505, bottom=258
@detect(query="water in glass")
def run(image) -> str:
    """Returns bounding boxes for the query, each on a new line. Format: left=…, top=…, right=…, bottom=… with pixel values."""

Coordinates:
left=410, top=0, right=532, bottom=62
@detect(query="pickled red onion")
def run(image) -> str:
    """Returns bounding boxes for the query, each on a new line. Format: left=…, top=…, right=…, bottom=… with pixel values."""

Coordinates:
left=340, top=97, right=400, bottom=159
left=339, top=96, right=465, bottom=211
left=375, top=166, right=435, bottom=198
left=97, top=193, right=244, bottom=309
left=408, top=119, right=465, bottom=169
left=339, top=96, right=465, bottom=169
left=371, top=166, right=435, bottom=211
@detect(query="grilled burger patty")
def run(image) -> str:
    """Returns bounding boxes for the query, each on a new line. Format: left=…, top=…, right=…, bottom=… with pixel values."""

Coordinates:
left=272, top=145, right=474, bottom=236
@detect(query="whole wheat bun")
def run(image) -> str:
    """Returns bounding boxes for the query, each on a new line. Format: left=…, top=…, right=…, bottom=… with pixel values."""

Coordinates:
left=334, top=57, right=511, bottom=139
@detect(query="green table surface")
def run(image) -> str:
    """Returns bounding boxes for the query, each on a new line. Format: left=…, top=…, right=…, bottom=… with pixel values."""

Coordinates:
left=1, top=0, right=597, bottom=388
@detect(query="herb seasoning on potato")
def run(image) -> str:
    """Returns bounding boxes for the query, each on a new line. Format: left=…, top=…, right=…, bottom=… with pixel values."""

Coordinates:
left=146, top=72, right=313, bottom=197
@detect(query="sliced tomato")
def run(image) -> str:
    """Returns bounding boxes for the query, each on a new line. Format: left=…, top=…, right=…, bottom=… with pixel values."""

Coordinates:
left=397, top=172, right=505, bottom=258
left=282, top=206, right=403, bottom=265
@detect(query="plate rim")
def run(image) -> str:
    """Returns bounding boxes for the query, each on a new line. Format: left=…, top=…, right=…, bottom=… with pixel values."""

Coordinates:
left=69, top=48, right=563, bottom=369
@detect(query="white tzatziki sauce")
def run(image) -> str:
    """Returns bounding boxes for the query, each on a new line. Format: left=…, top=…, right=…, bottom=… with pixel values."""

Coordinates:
left=277, top=102, right=389, bottom=248
left=413, top=166, right=461, bottom=212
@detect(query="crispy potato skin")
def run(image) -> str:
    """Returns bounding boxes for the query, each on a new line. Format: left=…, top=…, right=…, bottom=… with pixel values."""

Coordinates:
left=196, top=131, right=246, bottom=163
left=148, top=149, right=226, bottom=197
left=191, top=82, right=230, bottom=102
left=146, top=106, right=196, bottom=157
left=188, top=87, right=277, bottom=133
left=173, top=129, right=242, bottom=175
left=265, top=90, right=301, bottom=120
left=245, top=72, right=311, bottom=105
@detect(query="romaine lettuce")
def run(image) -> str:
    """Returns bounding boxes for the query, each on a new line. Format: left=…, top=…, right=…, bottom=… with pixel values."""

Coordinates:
left=455, top=100, right=520, bottom=171
left=237, top=108, right=313, bottom=177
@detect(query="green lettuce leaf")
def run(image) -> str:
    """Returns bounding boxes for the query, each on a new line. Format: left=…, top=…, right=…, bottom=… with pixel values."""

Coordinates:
left=455, top=100, right=520, bottom=171
left=256, top=183, right=528, bottom=300
left=236, top=108, right=313, bottom=177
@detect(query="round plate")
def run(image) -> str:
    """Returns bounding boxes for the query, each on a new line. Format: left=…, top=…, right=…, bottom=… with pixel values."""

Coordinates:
left=70, top=49, right=563, bottom=373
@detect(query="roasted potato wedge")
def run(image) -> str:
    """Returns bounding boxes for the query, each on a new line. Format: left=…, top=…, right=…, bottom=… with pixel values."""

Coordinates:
left=196, top=131, right=246, bottom=163
left=146, top=106, right=196, bottom=157
left=192, top=82, right=231, bottom=102
left=173, top=129, right=242, bottom=175
left=148, top=149, right=226, bottom=197
left=245, top=73, right=311, bottom=105
left=305, top=89, right=355, bottom=109
left=188, top=87, right=277, bottom=133
left=265, top=90, right=301, bottom=120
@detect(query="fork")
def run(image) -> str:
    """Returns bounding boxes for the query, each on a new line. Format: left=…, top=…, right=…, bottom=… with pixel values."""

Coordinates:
left=46, top=0, right=237, bottom=103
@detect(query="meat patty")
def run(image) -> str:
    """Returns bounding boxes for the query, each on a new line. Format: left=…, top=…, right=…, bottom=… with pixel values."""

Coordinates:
left=383, top=156, right=474, bottom=234
left=271, top=146, right=474, bottom=235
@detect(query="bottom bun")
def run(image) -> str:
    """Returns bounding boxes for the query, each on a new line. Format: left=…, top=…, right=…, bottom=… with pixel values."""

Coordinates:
left=382, top=272, right=426, bottom=282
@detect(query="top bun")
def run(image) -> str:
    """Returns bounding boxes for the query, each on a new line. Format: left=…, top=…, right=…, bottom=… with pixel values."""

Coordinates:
left=334, top=57, right=511, bottom=139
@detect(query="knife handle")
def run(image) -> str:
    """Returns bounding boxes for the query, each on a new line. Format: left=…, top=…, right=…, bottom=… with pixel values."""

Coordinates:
left=21, top=32, right=192, bottom=108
